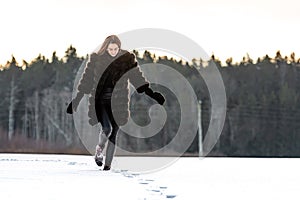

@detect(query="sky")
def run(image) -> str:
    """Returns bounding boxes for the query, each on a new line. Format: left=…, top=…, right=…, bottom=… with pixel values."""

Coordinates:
left=0, top=0, right=300, bottom=65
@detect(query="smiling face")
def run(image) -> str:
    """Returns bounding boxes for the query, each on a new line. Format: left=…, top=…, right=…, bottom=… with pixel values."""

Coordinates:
left=107, top=43, right=120, bottom=57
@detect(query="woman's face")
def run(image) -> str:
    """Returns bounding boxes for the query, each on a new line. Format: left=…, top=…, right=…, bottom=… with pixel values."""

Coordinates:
left=107, top=43, right=119, bottom=57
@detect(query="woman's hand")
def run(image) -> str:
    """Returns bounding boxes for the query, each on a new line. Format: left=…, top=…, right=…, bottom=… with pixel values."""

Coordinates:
left=66, top=101, right=74, bottom=114
left=66, top=93, right=83, bottom=114
left=151, top=92, right=165, bottom=105
left=143, top=86, right=165, bottom=105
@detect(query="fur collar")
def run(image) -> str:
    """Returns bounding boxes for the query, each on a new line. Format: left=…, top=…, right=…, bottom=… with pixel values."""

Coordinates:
left=91, top=49, right=135, bottom=70
left=90, top=49, right=137, bottom=88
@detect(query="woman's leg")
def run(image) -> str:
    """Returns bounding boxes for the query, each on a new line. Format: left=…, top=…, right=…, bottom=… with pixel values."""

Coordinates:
left=96, top=100, right=120, bottom=169
left=104, top=124, right=119, bottom=168
left=97, top=101, right=114, bottom=147
left=103, top=102, right=120, bottom=169
left=95, top=102, right=112, bottom=166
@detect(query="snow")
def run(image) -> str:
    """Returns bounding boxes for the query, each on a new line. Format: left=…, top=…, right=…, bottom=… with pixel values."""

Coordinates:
left=1, top=154, right=300, bottom=200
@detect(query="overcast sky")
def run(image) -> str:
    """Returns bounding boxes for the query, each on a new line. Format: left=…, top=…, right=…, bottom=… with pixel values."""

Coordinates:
left=1, top=0, right=299, bottom=65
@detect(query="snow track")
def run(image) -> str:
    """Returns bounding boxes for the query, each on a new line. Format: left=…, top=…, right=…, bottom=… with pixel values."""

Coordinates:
left=1, top=154, right=300, bottom=200
left=0, top=154, right=176, bottom=200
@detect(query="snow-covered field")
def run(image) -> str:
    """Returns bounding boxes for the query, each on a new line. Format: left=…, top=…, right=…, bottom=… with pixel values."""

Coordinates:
left=1, top=154, right=300, bottom=200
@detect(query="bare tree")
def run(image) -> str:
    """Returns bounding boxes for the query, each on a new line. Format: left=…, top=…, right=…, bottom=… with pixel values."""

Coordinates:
left=8, top=75, right=19, bottom=140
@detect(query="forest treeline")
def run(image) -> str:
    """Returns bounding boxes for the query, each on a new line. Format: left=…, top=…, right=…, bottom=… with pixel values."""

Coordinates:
left=0, top=46, right=300, bottom=157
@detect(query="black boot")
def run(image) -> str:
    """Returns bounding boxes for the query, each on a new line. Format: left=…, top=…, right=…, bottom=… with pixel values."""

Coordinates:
left=103, top=165, right=111, bottom=171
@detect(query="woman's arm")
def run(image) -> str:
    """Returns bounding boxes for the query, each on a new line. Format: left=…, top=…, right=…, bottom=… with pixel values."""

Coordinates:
left=67, top=53, right=96, bottom=114
left=77, top=53, right=97, bottom=95
left=128, top=53, right=165, bottom=105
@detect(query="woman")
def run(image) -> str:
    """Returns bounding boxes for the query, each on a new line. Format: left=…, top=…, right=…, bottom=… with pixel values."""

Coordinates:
left=66, top=35, right=165, bottom=170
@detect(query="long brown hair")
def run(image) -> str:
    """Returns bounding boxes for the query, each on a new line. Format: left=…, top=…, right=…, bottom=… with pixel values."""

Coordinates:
left=97, top=35, right=121, bottom=55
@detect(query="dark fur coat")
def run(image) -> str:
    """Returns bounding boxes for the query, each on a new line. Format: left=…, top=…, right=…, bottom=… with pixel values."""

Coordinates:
left=76, top=49, right=150, bottom=126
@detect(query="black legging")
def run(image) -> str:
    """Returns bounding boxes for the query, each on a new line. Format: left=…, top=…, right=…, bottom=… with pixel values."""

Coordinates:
left=97, top=99, right=119, bottom=167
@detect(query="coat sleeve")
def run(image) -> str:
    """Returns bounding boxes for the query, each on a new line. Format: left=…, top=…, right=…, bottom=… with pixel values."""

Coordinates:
left=76, top=53, right=97, bottom=95
left=127, top=53, right=151, bottom=93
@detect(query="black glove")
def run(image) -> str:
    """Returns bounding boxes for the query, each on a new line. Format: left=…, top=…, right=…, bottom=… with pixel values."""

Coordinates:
left=66, top=93, right=83, bottom=114
left=66, top=101, right=74, bottom=114
left=151, top=92, right=165, bottom=105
